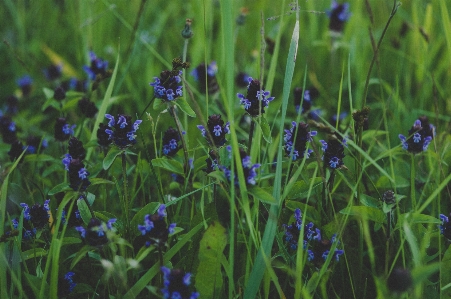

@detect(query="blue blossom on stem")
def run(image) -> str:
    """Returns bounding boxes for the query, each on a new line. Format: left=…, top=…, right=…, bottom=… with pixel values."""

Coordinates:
left=237, top=77, right=274, bottom=117
left=17, top=75, right=33, bottom=97
left=0, top=115, right=18, bottom=144
left=137, top=204, right=176, bottom=248
left=284, top=121, right=316, bottom=161
left=320, top=134, right=347, bottom=169
left=161, top=267, right=199, bottom=299
left=104, top=114, right=142, bottom=148
left=76, top=218, right=116, bottom=247
left=162, top=127, right=181, bottom=157
left=293, top=87, right=319, bottom=114
left=67, top=159, right=91, bottom=191
left=150, top=70, right=183, bottom=101
left=54, top=118, right=75, bottom=142
left=327, top=1, right=351, bottom=33
left=222, top=148, right=260, bottom=186
left=399, top=118, right=434, bottom=154
left=440, top=214, right=451, bottom=240
left=83, top=51, right=108, bottom=80
left=12, top=200, right=50, bottom=239
left=191, top=61, right=219, bottom=94
left=58, top=271, right=76, bottom=297
left=197, top=114, right=230, bottom=147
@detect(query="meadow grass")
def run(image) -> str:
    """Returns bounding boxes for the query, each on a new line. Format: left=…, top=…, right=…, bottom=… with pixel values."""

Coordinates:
left=0, top=0, right=451, bottom=298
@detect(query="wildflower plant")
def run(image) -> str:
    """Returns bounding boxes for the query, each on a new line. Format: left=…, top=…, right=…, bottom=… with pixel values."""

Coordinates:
left=161, top=267, right=199, bottom=299
left=237, top=77, right=274, bottom=117
left=284, top=121, right=316, bottom=161
left=137, top=204, right=176, bottom=249
left=12, top=200, right=50, bottom=239
left=399, top=117, right=434, bottom=154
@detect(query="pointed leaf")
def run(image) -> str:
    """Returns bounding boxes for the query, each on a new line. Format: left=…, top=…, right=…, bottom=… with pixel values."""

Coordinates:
left=77, top=199, right=92, bottom=225
left=151, top=158, right=184, bottom=175
left=248, top=186, right=277, bottom=204
left=259, top=116, right=272, bottom=143
left=103, top=147, right=123, bottom=170
left=175, top=97, right=196, bottom=117
left=48, top=182, right=71, bottom=196
left=340, top=206, right=386, bottom=224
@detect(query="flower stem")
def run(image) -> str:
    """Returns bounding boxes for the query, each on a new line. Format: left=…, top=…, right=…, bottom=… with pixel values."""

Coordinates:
left=411, top=154, right=416, bottom=210
left=169, top=105, right=190, bottom=176
left=248, top=119, right=255, bottom=155
left=121, top=152, right=130, bottom=235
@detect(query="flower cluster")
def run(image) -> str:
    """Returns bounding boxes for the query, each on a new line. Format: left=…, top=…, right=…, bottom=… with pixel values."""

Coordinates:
left=439, top=213, right=451, bottom=240
left=58, top=272, right=76, bottom=297
left=62, top=137, right=90, bottom=191
left=150, top=70, right=183, bottom=101
left=161, top=267, right=199, bottom=299
left=12, top=200, right=50, bottom=239
left=83, top=51, right=109, bottom=80
left=399, top=117, right=434, bottom=154
left=320, top=134, right=347, bottom=169
left=104, top=114, right=142, bottom=148
left=54, top=118, right=76, bottom=142
left=137, top=204, right=176, bottom=248
left=237, top=77, right=274, bottom=117
left=78, top=97, right=98, bottom=118
left=0, top=115, right=18, bottom=144
left=17, top=75, right=33, bottom=97
left=283, top=209, right=344, bottom=266
left=236, top=72, right=251, bottom=88
left=205, top=150, right=219, bottom=173
left=97, top=123, right=111, bottom=147
left=222, top=147, right=260, bottom=186
left=191, top=61, right=219, bottom=94
left=44, top=64, right=63, bottom=81
left=197, top=114, right=230, bottom=147
left=162, top=127, right=181, bottom=156
left=327, top=1, right=351, bottom=33
left=76, top=218, right=116, bottom=247
left=284, top=121, right=316, bottom=161
left=293, top=87, right=319, bottom=114
left=26, top=135, right=47, bottom=154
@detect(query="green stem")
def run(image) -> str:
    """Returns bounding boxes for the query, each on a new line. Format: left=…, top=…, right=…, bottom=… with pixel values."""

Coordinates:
left=121, top=152, right=130, bottom=235
left=248, top=119, right=255, bottom=154
left=411, top=154, right=416, bottom=210
left=169, top=105, right=190, bottom=176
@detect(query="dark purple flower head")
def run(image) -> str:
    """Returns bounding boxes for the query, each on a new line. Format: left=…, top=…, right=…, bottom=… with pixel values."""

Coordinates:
left=236, top=72, right=251, bottom=88
left=26, top=135, right=47, bottom=154
left=162, top=127, right=181, bottom=157
left=197, top=114, right=230, bottom=147
left=53, top=86, right=66, bottom=101
left=76, top=218, right=116, bottom=247
left=320, top=133, right=347, bottom=169
left=150, top=70, right=183, bottom=102
left=222, top=147, right=260, bottom=186
left=284, top=121, right=317, bottom=161
left=205, top=150, right=219, bottom=173
left=440, top=214, right=451, bottom=241
left=237, top=77, right=274, bottom=117
left=54, top=118, right=75, bottom=142
left=6, top=95, right=19, bottom=115
left=17, top=75, right=33, bottom=97
left=58, top=271, right=76, bottom=297
left=387, top=268, right=413, bottom=293
left=97, top=123, right=111, bottom=147
left=104, top=114, right=142, bottom=149
left=67, top=159, right=90, bottom=191
left=191, top=62, right=219, bottom=94
left=294, top=87, right=319, bottom=114
left=137, top=204, right=176, bottom=248
left=161, top=267, right=199, bottom=299
left=399, top=118, right=434, bottom=154
left=8, top=140, right=24, bottom=162
left=13, top=200, right=50, bottom=239
left=78, top=97, right=98, bottom=118
left=83, top=51, right=108, bottom=80
left=68, top=136, right=86, bottom=160
left=327, top=1, right=351, bottom=32
left=62, top=78, right=88, bottom=93
left=44, top=64, right=63, bottom=81
left=0, top=115, right=18, bottom=144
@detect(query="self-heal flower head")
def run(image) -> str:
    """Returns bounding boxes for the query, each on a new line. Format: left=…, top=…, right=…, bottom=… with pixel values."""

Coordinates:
left=320, top=133, right=346, bottom=169
left=83, top=51, right=109, bottom=80
left=0, top=115, right=18, bottom=144
left=26, top=135, right=47, bottom=154
left=327, top=1, right=351, bottom=33
left=68, top=159, right=91, bottom=191
left=76, top=218, right=116, bottom=247
left=440, top=214, right=451, bottom=240
left=307, top=233, right=344, bottom=267
left=78, top=97, right=98, bottom=118
left=161, top=267, right=199, bottom=299
left=97, top=123, right=112, bottom=147
left=17, top=75, right=33, bottom=97
left=58, top=271, right=76, bottom=297
left=197, top=114, right=230, bottom=147
left=162, top=127, right=181, bottom=157
left=150, top=70, right=183, bottom=102
left=104, top=114, right=142, bottom=149
left=399, top=118, right=434, bottom=154
left=204, top=150, right=219, bottom=173
left=137, top=204, right=176, bottom=248
left=237, top=77, right=274, bottom=117
left=284, top=121, right=317, bottom=161
left=293, top=87, right=319, bottom=114
left=13, top=200, right=50, bottom=239
left=54, top=118, right=75, bottom=142
left=191, top=61, right=219, bottom=94
left=222, top=148, right=260, bottom=187
left=68, top=136, right=86, bottom=160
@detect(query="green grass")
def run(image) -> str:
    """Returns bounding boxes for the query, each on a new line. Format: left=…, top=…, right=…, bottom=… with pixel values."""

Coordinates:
left=0, top=0, right=451, bottom=298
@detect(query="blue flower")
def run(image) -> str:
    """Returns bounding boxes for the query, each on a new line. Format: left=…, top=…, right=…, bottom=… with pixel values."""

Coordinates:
left=162, top=127, right=181, bottom=157
left=13, top=200, right=50, bottom=239
left=83, top=51, right=108, bottom=80
left=161, top=267, right=199, bottom=299
left=0, top=115, right=18, bottom=144
left=150, top=70, right=183, bottom=102
left=67, top=159, right=91, bottom=191
left=222, top=148, right=260, bottom=186
left=16, top=75, right=33, bottom=96
left=440, top=214, right=451, bottom=240
left=237, top=77, right=274, bottom=117
left=58, top=271, right=76, bottom=297
left=399, top=117, right=434, bottom=154
left=137, top=204, right=176, bottom=248
left=327, top=1, right=351, bottom=33
left=55, top=118, right=75, bottom=142
left=191, top=61, right=219, bottom=94
left=284, top=121, right=316, bottom=161
left=104, top=114, right=142, bottom=148
left=293, top=87, right=319, bottom=114
left=320, top=134, right=347, bottom=169
left=76, top=218, right=116, bottom=247
left=197, top=114, right=230, bottom=147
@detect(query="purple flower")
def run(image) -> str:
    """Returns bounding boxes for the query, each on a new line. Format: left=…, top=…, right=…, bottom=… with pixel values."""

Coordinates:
left=54, top=118, right=75, bottom=142
left=137, top=204, right=176, bottom=248
left=83, top=51, right=109, bottom=80
left=327, top=1, right=351, bottom=32
left=197, top=114, right=230, bottom=147
left=104, top=114, right=142, bottom=148
left=284, top=121, right=316, bottom=161
left=320, top=133, right=346, bottom=169
left=237, top=77, right=274, bottom=117
left=399, top=117, right=434, bottom=154
left=161, top=267, right=199, bottom=299
left=222, top=148, right=260, bottom=186
left=191, top=61, right=219, bottom=94
left=150, top=70, right=183, bottom=102
left=162, top=127, right=181, bottom=157
left=13, top=200, right=50, bottom=239
left=76, top=218, right=116, bottom=247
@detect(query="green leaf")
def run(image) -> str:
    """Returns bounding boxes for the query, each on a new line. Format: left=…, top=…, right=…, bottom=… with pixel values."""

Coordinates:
left=61, top=237, right=82, bottom=246
left=43, top=87, right=54, bottom=99
left=207, top=170, right=227, bottom=184
left=195, top=221, right=227, bottom=298
left=359, top=194, right=380, bottom=208
left=103, top=147, right=123, bottom=170
left=340, top=206, right=386, bottom=224
left=89, top=178, right=115, bottom=186
left=286, top=177, right=323, bottom=199
left=24, top=273, right=49, bottom=298
left=194, top=155, right=207, bottom=174
left=130, top=202, right=160, bottom=236
left=175, top=97, right=196, bottom=117
left=70, top=245, right=93, bottom=269
left=151, top=158, right=184, bottom=175
left=22, top=248, right=47, bottom=260
left=259, top=116, right=272, bottom=143
left=77, top=199, right=92, bottom=225
left=442, top=245, right=451, bottom=297
left=23, top=154, right=56, bottom=163
left=248, top=186, right=277, bottom=204
left=48, top=182, right=71, bottom=196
